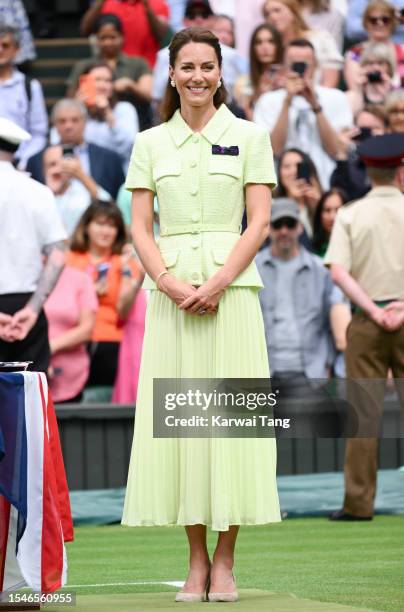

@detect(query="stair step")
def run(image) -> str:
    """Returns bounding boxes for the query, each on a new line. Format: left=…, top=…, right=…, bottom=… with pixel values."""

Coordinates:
left=45, top=97, right=64, bottom=112
left=32, top=58, right=80, bottom=80
left=35, top=38, right=90, bottom=47
left=35, top=40, right=92, bottom=60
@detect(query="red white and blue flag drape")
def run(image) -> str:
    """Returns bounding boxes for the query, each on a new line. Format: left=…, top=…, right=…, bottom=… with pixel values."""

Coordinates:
left=0, top=372, right=73, bottom=593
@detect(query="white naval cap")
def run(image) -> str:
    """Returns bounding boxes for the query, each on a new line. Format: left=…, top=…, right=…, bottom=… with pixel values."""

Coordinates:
left=0, top=117, right=31, bottom=153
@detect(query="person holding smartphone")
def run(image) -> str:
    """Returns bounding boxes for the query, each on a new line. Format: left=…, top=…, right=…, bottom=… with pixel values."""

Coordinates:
left=67, top=201, right=142, bottom=388
left=254, top=38, right=352, bottom=189
left=345, top=41, right=396, bottom=114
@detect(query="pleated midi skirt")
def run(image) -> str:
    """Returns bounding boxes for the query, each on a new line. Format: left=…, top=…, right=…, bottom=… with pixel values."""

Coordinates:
left=121, top=287, right=281, bottom=531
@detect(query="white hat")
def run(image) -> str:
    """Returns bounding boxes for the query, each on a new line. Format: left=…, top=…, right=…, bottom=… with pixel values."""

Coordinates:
left=0, top=117, right=31, bottom=152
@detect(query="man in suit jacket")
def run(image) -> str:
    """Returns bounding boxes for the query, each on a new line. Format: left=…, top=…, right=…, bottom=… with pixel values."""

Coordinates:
left=26, top=99, right=125, bottom=199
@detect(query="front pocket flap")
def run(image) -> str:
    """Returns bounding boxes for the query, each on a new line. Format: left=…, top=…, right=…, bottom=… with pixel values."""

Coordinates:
left=211, top=248, right=230, bottom=265
left=153, top=160, right=182, bottom=181
left=160, top=249, right=180, bottom=268
left=208, top=157, right=242, bottom=178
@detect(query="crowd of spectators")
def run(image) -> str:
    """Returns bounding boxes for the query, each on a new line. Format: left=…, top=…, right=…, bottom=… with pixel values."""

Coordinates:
left=1, top=0, right=404, bottom=403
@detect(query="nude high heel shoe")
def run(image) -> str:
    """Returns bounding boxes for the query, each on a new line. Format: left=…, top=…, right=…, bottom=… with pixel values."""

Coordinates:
left=207, top=572, right=238, bottom=602
left=175, top=567, right=211, bottom=602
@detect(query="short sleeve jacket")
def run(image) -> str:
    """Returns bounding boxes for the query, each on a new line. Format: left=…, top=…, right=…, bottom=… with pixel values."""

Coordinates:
left=125, top=104, right=277, bottom=290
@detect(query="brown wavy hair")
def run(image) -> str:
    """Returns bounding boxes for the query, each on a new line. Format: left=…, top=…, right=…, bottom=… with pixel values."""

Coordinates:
left=70, top=200, right=126, bottom=255
left=160, top=27, right=228, bottom=122
left=249, top=24, right=283, bottom=90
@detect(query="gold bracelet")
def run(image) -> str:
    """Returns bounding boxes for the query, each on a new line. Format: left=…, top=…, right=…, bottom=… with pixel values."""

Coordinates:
left=156, top=270, right=169, bottom=290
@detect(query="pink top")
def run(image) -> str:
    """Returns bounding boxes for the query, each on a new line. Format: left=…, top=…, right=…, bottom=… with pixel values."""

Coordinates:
left=45, top=266, right=98, bottom=402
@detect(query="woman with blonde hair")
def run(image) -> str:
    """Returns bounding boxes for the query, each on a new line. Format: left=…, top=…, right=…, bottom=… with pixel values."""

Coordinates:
left=345, top=0, right=404, bottom=90
left=345, top=41, right=396, bottom=114
left=263, top=0, right=343, bottom=87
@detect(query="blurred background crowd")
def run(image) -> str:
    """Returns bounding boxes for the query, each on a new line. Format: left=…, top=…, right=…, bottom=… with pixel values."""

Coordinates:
left=1, top=0, right=404, bottom=404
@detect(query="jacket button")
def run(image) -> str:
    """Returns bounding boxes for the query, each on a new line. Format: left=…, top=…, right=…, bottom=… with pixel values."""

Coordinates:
left=192, top=135, right=200, bottom=143
left=192, top=272, right=200, bottom=280
left=191, top=239, right=200, bottom=249
left=190, top=160, right=197, bottom=168
left=190, top=188, right=198, bottom=196
left=191, top=212, right=200, bottom=222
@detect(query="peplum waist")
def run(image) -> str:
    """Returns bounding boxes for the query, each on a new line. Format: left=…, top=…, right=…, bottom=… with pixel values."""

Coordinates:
left=159, top=223, right=242, bottom=236
left=142, top=230, right=264, bottom=290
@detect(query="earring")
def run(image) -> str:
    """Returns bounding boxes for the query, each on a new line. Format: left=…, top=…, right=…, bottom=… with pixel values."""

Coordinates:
left=170, top=79, right=176, bottom=87
left=217, top=79, right=222, bottom=87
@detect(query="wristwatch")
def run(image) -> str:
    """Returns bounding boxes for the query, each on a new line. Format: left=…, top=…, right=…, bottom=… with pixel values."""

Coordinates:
left=312, top=104, right=323, bottom=114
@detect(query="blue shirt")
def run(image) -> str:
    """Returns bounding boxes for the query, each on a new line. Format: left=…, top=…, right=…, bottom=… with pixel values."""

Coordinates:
left=255, top=246, right=344, bottom=378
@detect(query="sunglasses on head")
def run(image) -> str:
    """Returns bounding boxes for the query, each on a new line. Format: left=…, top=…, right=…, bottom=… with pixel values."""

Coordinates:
left=368, top=15, right=391, bottom=25
left=271, top=217, right=298, bottom=230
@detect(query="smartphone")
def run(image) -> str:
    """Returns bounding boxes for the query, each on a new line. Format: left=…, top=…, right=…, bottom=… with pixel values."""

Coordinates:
left=291, top=61, right=307, bottom=77
left=62, top=144, right=75, bottom=157
left=367, top=70, right=382, bottom=83
left=296, top=160, right=311, bottom=182
left=96, top=262, right=110, bottom=281
left=79, top=73, right=98, bottom=106
left=352, top=127, right=372, bottom=142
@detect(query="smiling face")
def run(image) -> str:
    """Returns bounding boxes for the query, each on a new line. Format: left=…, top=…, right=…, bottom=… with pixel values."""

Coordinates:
left=43, top=146, right=68, bottom=194
left=264, top=1, right=295, bottom=34
left=169, top=42, right=221, bottom=111
left=87, top=215, right=119, bottom=252
left=365, top=10, right=394, bottom=42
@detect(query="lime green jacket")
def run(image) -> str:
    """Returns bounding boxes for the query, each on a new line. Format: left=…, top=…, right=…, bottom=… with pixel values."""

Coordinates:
left=125, top=104, right=277, bottom=290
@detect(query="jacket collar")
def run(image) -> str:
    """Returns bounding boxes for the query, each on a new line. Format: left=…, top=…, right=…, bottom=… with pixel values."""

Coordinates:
left=261, top=246, right=314, bottom=271
left=166, top=104, right=234, bottom=147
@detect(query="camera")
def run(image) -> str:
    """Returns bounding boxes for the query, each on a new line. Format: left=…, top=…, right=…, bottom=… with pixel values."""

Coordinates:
left=291, top=61, right=307, bottom=77
left=367, top=71, right=382, bottom=83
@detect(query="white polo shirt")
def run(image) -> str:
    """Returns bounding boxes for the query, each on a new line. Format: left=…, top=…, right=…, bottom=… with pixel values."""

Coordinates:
left=0, top=161, right=67, bottom=294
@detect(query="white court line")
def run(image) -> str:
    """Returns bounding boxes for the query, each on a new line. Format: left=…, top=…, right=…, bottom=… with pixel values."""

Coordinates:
left=67, top=581, right=185, bottom=588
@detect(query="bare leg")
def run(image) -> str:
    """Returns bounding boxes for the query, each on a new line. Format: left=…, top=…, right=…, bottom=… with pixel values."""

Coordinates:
left=210, top=525, right=239, bottom=593
left=179, top=524, right=211, bottom=593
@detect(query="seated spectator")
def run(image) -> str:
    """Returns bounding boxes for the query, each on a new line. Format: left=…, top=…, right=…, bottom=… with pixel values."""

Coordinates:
left=234, top=24, right=284, bottom=120
left=44, top=266, right=98, bottom=404
left=167, top=0, right=188, bottom=32
left=76, top=60, right=139, bottom=171
left=80, top=0, right=170, bottom=68
left=67, top=13, right=153, bottom=131
left=253, top=38, right=352, bottom=189
left=67, top=201, right=143, bottom=388
left=0, top=1, right=36, bottom=68
left=255, top=198, right=346, bottom=380
left=212, top=13, right=235, bottom=47
left=26, top=99, right=125, bottom=199
left=344, top=1, right=404, bottom=90
left=263, top=0, right=343, bottom=87
left=0, top=25, right=47, bottom=168
left=300, top=0, right=345, bottom=52
left=386, top=87, right=404, bottom=130
left=274, top=147, right=322, bottom=238
left=346, top=42, right=396, bottom=115
left=152, top=0, right=248, bottom=110
left=116, top=183, right=160, bottom=238
left=331, top=105, right=388, bottom=199
left=312, top=188, right=348, bottom=257
left=345, top=0, right=404, bottom=46
left=43, top=145, right=111, bottom=236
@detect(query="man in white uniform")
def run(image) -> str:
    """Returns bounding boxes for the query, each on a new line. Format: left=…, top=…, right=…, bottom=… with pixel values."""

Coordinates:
left=0, top=118, right=67, bottom=372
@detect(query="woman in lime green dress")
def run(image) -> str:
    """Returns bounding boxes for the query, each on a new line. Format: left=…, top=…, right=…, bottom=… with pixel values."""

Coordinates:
left=122, top=27, right=281, bottom=603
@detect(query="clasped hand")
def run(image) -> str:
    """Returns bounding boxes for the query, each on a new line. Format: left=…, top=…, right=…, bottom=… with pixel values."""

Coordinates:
left=0, top=308, right=38, bottom=342
left=370, top=302, right=404, bottom=332
left=159, top=275, right=225, bottom=315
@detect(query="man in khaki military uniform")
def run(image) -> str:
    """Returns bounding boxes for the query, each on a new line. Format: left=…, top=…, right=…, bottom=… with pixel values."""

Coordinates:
left=324, top=133, right=404, bottom=520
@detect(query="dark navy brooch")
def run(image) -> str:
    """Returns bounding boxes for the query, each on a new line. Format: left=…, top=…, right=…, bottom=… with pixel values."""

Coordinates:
left=212, top=145, right=239, bottom=156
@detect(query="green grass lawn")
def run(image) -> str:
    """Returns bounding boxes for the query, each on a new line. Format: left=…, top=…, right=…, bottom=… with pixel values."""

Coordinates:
left=64, top=516, right=404, bottom=611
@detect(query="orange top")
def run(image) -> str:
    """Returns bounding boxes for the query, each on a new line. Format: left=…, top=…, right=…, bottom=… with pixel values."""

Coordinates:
left=67, top=251, right=140, bottom=342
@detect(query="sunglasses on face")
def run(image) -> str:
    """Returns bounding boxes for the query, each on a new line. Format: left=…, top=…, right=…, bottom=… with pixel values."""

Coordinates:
left=367, top=15, right=391, bottom=25
left=271, top=217, right=298, bottom=230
